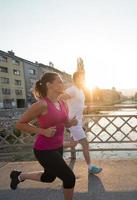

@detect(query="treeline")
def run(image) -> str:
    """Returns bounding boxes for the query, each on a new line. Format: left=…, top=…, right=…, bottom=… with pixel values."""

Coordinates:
left=133, top=92, right=137, bottom=101
left=84, top=87, right=125, bottom=105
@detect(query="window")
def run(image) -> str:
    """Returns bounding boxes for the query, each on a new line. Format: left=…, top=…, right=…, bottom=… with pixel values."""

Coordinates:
left=12, top=59, right=20, bottom=65
left=0, top=77, right=9, bottom=84
left=28, top=69, right=35, bottom=75
left=2, top=88, right=11, bottom=95
left=13, top=69, right=20, bottom=75
left=0, top=56, right=7, bottom=62
left=30, top=79, right=36, bottom=84
left=15, top=90, right=22, bottom=95
left=0, top=66, right=8, bottom=73
left=15, top=79, right=21, bottom=85
left=3, top=99, right=12, bottom=108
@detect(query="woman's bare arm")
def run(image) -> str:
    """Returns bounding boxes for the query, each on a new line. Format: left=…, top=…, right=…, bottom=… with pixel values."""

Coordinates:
left=16, top=102, right=56, bottom=137
left=16, top=102, right=47, bottom=134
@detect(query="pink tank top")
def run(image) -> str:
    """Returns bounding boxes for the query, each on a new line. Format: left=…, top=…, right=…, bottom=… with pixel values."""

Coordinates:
left=33, top=97, right=68, bottom=150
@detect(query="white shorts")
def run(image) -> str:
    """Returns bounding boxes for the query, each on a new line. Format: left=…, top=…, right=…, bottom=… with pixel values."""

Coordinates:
left=69, top=125, right=86, bottom=141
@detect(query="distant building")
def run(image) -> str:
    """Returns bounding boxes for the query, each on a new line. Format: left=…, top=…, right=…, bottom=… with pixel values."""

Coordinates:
left=0, top=50, right=26, bottom=108
left=22, top=60, right=39, bottom=105
left=38, top=63, right=72, bottom=85
left=24, top=62, right=58, bottom=105
left=0, top=50, right=71, bottom=108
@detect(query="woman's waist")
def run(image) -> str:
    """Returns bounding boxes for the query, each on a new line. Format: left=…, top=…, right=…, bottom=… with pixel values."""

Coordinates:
left=39, top=122, right=65, bottom=130
left=34, top=134, right=64, bottom=149
left=39, top=128, right=64, bottom=139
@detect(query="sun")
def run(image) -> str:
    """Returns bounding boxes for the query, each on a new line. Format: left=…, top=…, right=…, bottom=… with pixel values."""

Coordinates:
left=85, top=70, right=115, bottom=90
left=85, top=74, right=98, bottom=91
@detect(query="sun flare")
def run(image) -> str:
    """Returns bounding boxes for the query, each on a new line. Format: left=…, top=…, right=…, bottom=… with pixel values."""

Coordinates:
left=85, top=72, right=112, bottom=90
left=85, top=71, right=103, bottom=91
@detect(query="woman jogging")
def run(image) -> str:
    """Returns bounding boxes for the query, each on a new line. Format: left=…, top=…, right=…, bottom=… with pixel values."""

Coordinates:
left=10, top=72, right=77, bottom=200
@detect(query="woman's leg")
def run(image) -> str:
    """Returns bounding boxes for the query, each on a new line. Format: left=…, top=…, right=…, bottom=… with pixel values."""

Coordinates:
left=10, top=149, right=56, bottom=190
left=19, top=170, right=56, bottom=182
left=39, top=148, right=75, bottom=200
left=20, top=171, right=43, bottom=181
left=10, top=147, right=75, bottom=200
left=64, top=188, right=74, bottom=200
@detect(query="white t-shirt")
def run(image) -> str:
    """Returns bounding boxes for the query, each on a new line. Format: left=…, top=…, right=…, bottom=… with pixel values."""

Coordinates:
left=65, top=85, right=85, bottom=125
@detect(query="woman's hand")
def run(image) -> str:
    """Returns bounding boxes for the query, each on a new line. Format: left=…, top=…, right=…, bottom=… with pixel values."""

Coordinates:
left=42, top=127, right=56, bottom=137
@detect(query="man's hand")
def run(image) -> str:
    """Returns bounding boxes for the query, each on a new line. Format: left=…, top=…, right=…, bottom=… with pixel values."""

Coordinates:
left=69, top=116, right=78, bottom=126
left=65, top=116, right=78, bottom=128
left=58, top=93, right=72, bottom=101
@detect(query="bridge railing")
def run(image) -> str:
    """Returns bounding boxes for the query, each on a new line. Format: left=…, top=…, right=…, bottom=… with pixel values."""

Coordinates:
left=83, top=114, right=137, bottom=150
left=0, top=105, right=137, bottom=160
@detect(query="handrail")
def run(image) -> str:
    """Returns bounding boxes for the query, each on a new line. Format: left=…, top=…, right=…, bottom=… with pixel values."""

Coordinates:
left=85, top=105, right=137, bottom=110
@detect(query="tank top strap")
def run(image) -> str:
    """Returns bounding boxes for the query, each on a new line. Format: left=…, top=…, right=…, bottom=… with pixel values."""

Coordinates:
left=37, top=97, right=49, bottom=105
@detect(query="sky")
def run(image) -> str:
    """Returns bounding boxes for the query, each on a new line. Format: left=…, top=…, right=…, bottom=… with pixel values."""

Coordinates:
left=0, top=0, right=137, bottom=90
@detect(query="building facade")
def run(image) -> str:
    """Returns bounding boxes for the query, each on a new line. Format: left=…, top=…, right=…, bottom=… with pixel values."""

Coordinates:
left=0, top=50, right=26, bottom=108
left=23, top=62, right=57, bottom=105
left=0, top=50, right=71, bottom=108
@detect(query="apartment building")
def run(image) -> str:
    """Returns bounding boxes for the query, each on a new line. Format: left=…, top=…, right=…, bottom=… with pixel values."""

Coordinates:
left=0, top=50, right=26, bottom=108
left=0, top=50, right=71, bottom=108
left=23, top=62, right=57, bottom=105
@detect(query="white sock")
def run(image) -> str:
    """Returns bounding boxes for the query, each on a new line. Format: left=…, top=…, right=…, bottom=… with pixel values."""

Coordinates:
left=18, top=174, right=24, bottom=182
left=88, top=164, right=93, bottom=170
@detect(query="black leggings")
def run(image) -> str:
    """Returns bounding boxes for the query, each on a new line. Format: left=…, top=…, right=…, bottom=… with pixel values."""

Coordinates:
left=34, top=146, right=75, bottom=189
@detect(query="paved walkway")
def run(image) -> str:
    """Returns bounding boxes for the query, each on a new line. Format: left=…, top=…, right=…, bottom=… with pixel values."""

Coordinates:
left=0, top=159, right=137, bottom=200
